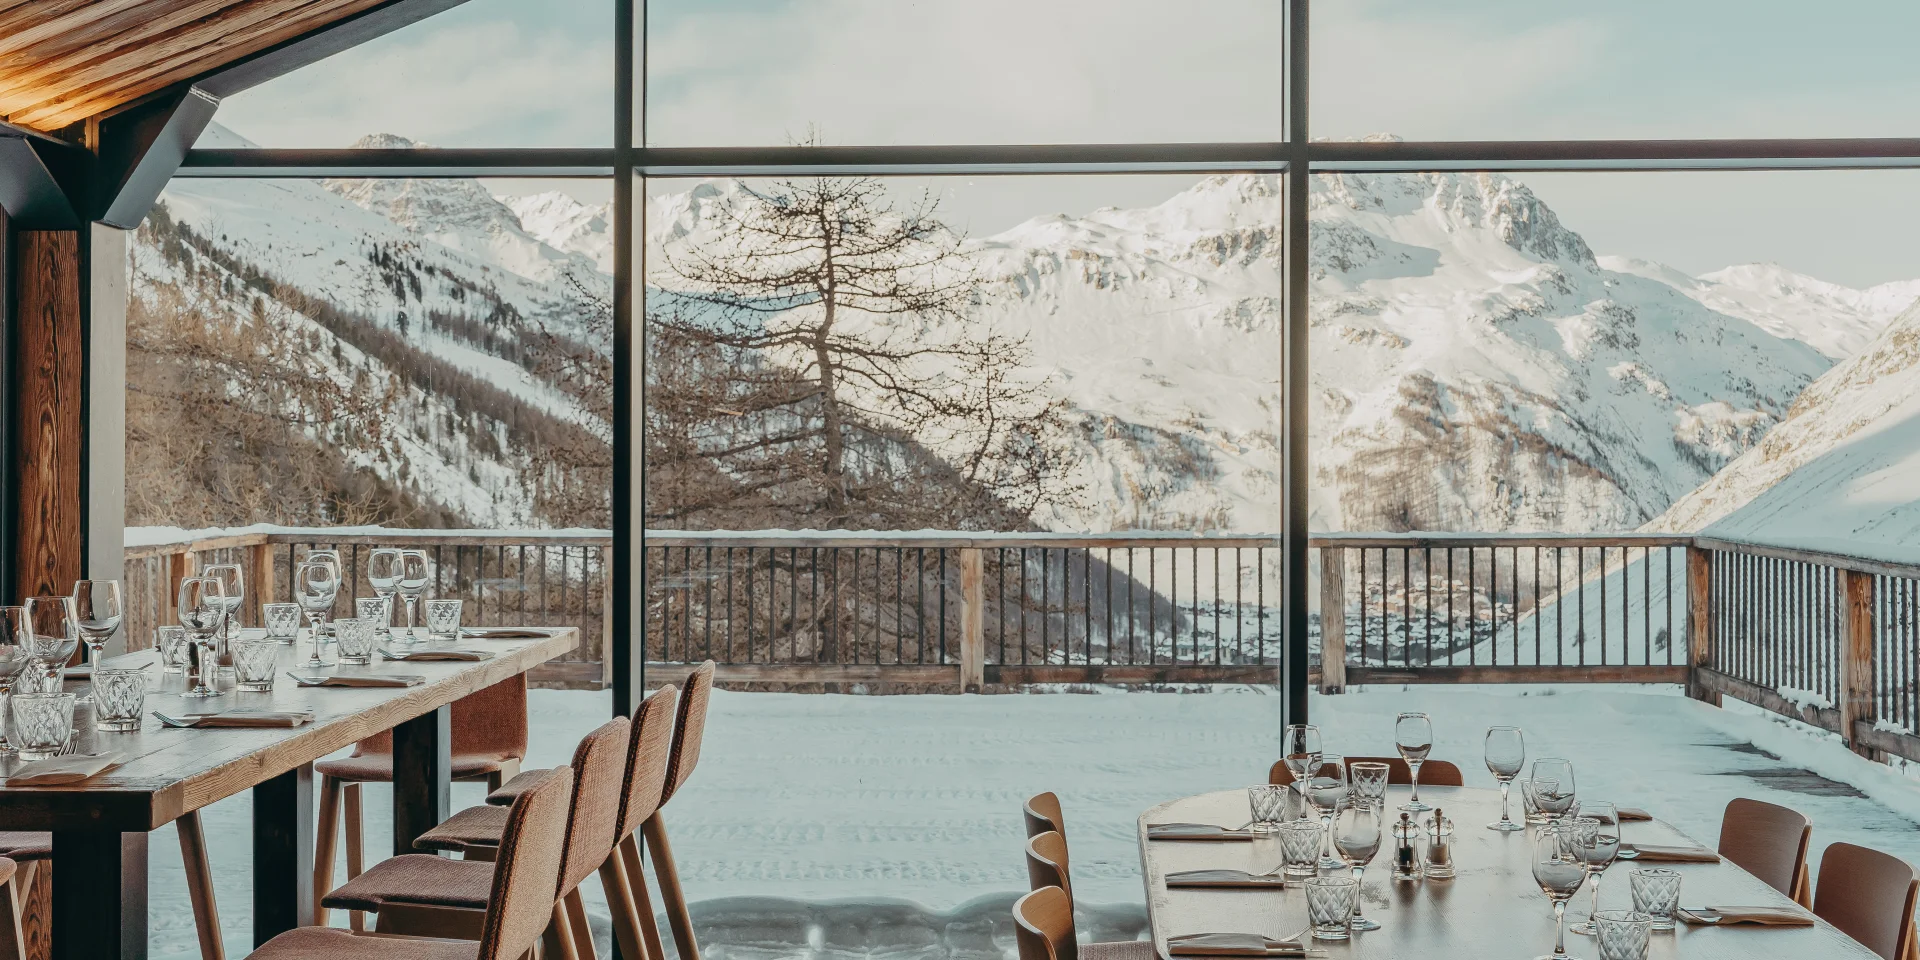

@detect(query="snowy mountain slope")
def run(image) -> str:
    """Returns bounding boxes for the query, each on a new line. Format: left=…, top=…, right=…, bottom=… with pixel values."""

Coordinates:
left=508, top=191, right=614, bottom=274
left=1602, top=257, right=1920, bottom=360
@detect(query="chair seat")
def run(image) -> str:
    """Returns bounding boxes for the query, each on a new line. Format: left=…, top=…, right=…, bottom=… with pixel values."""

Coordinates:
left=1084, top=940, right=1156, bottom=960
left=483, top=769, right=547, bottom=806
left=246, top=926, right=479, bottom=959
left=317, top=753, right=516, bottom=784
left=320, top=855, right=494, bottom=913
left=414, top=804, right=509, bottom=853
left=0, top=832, right=50, bottom=861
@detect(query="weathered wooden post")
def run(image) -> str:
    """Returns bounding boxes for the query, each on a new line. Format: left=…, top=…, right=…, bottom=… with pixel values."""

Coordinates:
left=1319, top=546, right=1346, bottom=694
left=959, top=548, right=985, bottom=693
left=1686, top=545, right=1719, bottom=706
left=247, top=539, right=274, bottom=625
left=1839, top=567, right=1879, bottom=760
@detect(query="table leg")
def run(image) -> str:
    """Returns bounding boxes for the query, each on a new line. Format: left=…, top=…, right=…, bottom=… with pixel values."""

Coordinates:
left=254, top=763, right=315, bottom=946
left=50, top=831, right=147, bottom=960
left=392, top=704, right=452, bottom=856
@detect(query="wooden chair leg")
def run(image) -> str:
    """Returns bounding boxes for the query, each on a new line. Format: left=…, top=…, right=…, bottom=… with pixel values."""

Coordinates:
left=565, top=887, right=597, bottom=960
left=642, top=815, right=698, bottom=960
left=313, top=775, right=340, bottom=924
left=0, top=867, right=26, bottom=960
left=344, top=782, right=366, bottom=933
left=18, top=862, right=45, bottom=960
left=178, top=811, right=226, bottom=960
left=621, top=834, right=667, bottom=960
left=543, top=900, right=581, bottom=960
left=598, top=846, right=645, bottom=960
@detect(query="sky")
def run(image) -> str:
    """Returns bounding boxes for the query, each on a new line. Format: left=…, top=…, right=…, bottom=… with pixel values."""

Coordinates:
left=209, top=0, right=1920, bottom=287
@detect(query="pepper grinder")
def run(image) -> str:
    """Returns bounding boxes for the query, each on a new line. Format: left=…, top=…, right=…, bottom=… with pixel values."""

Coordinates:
left=1423, top=807, right=1455, bottom=879
left=1392, top=810, right=1423, bottom=881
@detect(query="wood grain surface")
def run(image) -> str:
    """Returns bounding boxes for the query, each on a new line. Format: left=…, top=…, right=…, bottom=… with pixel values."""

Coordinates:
left=0, top=629, right=576, bottom=832
left=12, top=231, right=82, bottom=606
left=1139, top=786, right=1879, bottom=959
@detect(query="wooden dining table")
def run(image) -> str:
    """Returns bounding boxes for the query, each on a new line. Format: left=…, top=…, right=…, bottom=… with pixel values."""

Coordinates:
left=0, top=627, right=577, bottom=960
left=1139, top=785, right=1881, bottom=959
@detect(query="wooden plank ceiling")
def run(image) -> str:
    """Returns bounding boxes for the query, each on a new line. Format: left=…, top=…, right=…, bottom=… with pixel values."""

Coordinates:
left=0, top=0, right=389, bottom=133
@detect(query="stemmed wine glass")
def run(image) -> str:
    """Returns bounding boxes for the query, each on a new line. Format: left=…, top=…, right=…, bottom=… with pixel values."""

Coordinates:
left=367, top=548, right=403, bottom=638
left=202, top=564, right=244, bottom=662
left=1532, top=759, right=1578, bottom=820
left=1306, top=753, right=1349, bottom=869
left=1567, top=805, right=1620, bottom=936
left=0, top=608, right=31, bottom=755
left=73, top=579, right=124, bottom=667
left=295, top=559, right=339, bottom=670
left=1333, top=800, right=1384, bottom=932
left=396, top=550, right=431, bottom=641
left=1532, top=820, right=1589, bottom=960
left=22, top=596, right=79, bottom=685
left=1283, top=724, right=1322, bottom=813
left=1485, top=726, right=1527, bottom=831
left=1396, top=712, right=1433, bottom=812
left=177, top=577, right=227, bottom=698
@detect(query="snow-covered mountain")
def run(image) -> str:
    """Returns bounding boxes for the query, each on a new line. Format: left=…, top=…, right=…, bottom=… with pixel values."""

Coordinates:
left=1602, top=257, right=1920, bottom=360
left=507, top=191, right=614, bottom=274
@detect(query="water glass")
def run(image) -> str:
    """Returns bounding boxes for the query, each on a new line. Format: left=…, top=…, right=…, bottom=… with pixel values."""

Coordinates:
left=232, top=639, right=280, bottom=691
left=12, top=693, right=74, bottom=760
left=13, top=665, right=61, bottom=695
left=424, top=599, right=463, bottom=640
left=1305, top=876, right=1358, bottom=941
left=263, top=603, right=303, bottom=643
left=1279, top=819, right=1323, bottom=878
left=334, top=618, right=376, bottom=665
left=1629, top=868, right=1681, bottom=930
left=1247, top=784, right=1292, bottom=825
left=1593, top=910, right=1651, bottom=960
left=157, top=626, right=189, bottom=674
left=1350, top=761, right=1390, bottom=804
left=92, top=668, right=147, bottom=732
left=355, top=597, right=393, bottom=639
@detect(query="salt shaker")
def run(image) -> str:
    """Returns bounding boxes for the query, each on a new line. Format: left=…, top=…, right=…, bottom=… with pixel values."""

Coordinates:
left=1423, top=808, right=1455, bottom=879
left=1392, top=811, right=1423, bottom=881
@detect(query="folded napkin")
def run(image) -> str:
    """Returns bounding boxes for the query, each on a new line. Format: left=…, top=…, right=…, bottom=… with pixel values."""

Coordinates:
left=461, top=628, right=551, bottom=639
left=7, top=752, right=124, bottom=785
left=1166, top=933, right=1316, bottom=957
left=1165, top=870, right=1288, bottom=889
left=1623, top=843, right=1720, bottom=863
left=381, top=648, right=494, bottom=662
left=288, top=673, right=425, bottom=688
left=155, top=710, right=315, bottom=728
left=1148, top=823, right=1254, bottom=842
left=1617, top=807, right=1653, bottom=822
left=1676, top=906, right=1815, bottom=927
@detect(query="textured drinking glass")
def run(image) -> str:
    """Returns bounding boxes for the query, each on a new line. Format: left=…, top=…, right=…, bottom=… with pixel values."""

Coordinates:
left=1629, top=869, right=1680, bottom=931
left=262, top=603, right=302, bottom=643
left=424, top=599, right=463, bottom=639
left=1593, top=911, right=1650, bottom=960
left=12, top=693, right=74, bottom=760
left=1395, top=713, right=1433, bottom=812
left=157, top=626, right=189, bottom=673
left=334, top=618, right=376, bottom=665
left=1248, top=784, right=1292, bottom=826
left=1350, top=761, right=1390, bottom=804
left=1279, top=820, right=1323, bottom=878
left=1305, top=876, right=1358, bottom=941
left=231, top=639, right=280, bottom=691
left=1485, top=725, right=1526, bottom=831
left=355, top=597, right=393, bottom=640
left=92, top=668, right=147, bottom=732
left=12, top=665, right=60, bottom=695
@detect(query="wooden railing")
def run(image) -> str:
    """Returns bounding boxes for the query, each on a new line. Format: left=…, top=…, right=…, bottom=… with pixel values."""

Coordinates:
left=119, top=527, right=1920, bottom=768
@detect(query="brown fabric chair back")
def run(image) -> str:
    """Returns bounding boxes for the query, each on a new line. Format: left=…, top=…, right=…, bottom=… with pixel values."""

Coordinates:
left=1025, top=792, right=1065, bottom=840
left=1013, top=885, right=1076, bottom=960
left=1026, top=830, right=1071, bottom=899
left=1267, top=756, right=1463, bottom=787
left=351, top=674, right=530, bottom=760
left=476, top=766, right=572, bottom=960
left=617, top=685, right=680, bottom=841
left=661, top=661, right=715, bottom=804
left=1815, top=841, right=1920, bottom=960
left=1718, top=798, right=1812, bottom=899
left=559, top=716, right=633, bottom=893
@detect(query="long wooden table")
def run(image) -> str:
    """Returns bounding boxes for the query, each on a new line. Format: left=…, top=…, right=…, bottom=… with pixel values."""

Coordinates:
left=0, top=628, right=577, bottom=960
left=1139, top=785, right=1880, bottom=959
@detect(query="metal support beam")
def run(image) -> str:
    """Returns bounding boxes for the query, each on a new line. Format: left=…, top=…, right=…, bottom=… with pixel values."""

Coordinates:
left=612, top=0, right=641, bottom=716
left=92, top=87, right=219, bottom=228
left=0, top=137, right=84, bottom=229
left=1281, top=0, right=1310, bottom=729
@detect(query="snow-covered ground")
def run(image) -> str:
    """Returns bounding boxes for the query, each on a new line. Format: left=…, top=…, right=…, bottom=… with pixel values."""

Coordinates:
left=151, top=684, right=1920, bottom=959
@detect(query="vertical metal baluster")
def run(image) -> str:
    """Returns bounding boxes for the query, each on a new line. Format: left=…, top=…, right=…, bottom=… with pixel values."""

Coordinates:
left=1128, top=548, right=1138, bottom=665
left=1148, top=549, right=1156, bottom=665
left=1112, top=547, right=1121, bottom=664
left=1212, top=547, right=1222, bottom=666
left=916, top=547, right=925, bottom=665
left=1257, top=547, right=1267, bottom=664
left=1233, top=547, right=1243, bottom=664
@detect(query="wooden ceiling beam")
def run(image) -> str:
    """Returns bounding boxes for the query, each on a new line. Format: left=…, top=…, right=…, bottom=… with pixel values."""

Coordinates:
left=0, top=0, right=242, bottom=66
left=0, top=0, right=95, bottom=37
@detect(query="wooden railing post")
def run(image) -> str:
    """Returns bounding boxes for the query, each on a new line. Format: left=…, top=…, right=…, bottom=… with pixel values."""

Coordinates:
left=601, top=545, right=616, bottom=691
left=1319, top=546, right=1346, bottom=694
left=1686, top=545, right=1719, bottom=706
left=958, top=548, right=984, bottom=693
left=1839, top=568, right=1878, bottom=759
left=247, top=540, right=273, bottom=625
left=163, top=549, right=189, bottom=630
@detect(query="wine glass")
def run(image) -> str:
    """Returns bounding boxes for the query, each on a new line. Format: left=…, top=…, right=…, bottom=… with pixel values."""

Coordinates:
left=1567, top=806, right=1620, bottom=937
left=1485, top=726, right=1527, bottom=831
left=72, top=580, right=124, bottom=667
left=367, top=549, right=403, bottom=638
left=1283, top=723, right=1322, bottom=812
left=177, top=577, right=227, bottom=698
left=396, top=550, right=431, bottom=641
left=202, top=564, right=244, bottom=668
left=1395, top=712, right=1433, bottom=812
left=22, top=596, right=79, bottom=685
left=295, top=559, right=339, bottom=670
left=0, top=608, right=31, bottom=755
left=1532, top=759, right=1578, bottom=819
left=1532, top=820, right=1589, bottom=960
left=1307, top=753, right=1349, bottom=869
left=1333, top=800, right=1384, bottom=931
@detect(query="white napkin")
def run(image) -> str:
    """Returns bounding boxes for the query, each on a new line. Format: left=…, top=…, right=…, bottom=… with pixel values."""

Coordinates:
left=7, top=752, right=124, bottom=785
